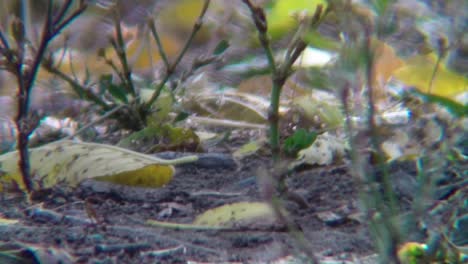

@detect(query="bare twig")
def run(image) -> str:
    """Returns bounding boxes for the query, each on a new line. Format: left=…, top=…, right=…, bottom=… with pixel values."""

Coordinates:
left=363, top=28, right=401, bottom=263
left=63, top=105, right=125, bottom=140
left=148, top=20, right=169, bottom=68
left=144, top=0, right=211, bottom=110
left=110, top=11, right=136, bottom=97
left=43, top=61, right=111, bottom=110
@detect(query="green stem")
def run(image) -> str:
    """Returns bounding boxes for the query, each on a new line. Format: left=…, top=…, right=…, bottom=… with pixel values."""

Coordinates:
left=147, top=20, right=169, bottom=68
left=269, top=79, right=283, bottom=159
left=364, top=33, right=401, bottom=264
left=45, top=65, right=110, bottom=110
left=112, top=16, right=136, bottom=97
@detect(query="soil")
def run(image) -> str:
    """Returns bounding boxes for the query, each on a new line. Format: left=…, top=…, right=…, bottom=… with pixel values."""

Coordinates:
left=1, top=134, right=465, bottom=264
left=0, top=143, right=370, bottom=264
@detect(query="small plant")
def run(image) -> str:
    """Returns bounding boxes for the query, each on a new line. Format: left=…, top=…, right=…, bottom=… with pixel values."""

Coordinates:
left=0, top=0, right=87, bottom=194
left=241, top=0, right=327, bottom=160
left=42, top=0, right=214, bottom=131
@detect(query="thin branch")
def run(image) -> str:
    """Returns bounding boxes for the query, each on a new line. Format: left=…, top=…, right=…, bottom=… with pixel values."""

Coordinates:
left=63, top=105, right=126, bottom=140
left=170, top=0, right=210, bottom=73
left=144, top=0, right=211, bottom=110
left=4, top=0, right=87, bottom=194
left=44, top=63, right=111, bottom=110
left=102, top=53, right=129, bottom=89
left=148, top=19, right=169, bottom=68
left=111, top=12, right=136, bottom=97
left=53, top=2, right=87, bottom=33
left=0, top=29, right=10, bottom=50
left=52, top=0, right=72, bottom=25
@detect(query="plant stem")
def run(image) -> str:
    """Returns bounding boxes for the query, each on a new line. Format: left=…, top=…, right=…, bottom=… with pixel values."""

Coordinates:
left=148, top=20, right=169, bottom=68
left=44, top=64, right=111, bottom=110
left=363, top=30, right=401, bottom=264
left=144, top=0, right=211, bottom=110
left=242, top=0, right=323, bottom=160
left=111, top=13, right=136, bottom=97
left=0, top=0, right=86, bottom=194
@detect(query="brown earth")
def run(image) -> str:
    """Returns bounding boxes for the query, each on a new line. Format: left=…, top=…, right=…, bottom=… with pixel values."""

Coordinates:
left=1, top=136, right=465, bottom=264
left=0, top=149, right=373, bottom=263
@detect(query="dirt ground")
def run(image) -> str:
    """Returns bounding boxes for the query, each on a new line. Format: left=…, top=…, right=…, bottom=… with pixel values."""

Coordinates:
left=0, top=158, right=370, bottom=263
left=1, top=133, right=465, bottom=264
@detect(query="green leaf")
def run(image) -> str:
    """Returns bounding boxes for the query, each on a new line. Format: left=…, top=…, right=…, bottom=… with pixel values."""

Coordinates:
left=304, top=31, right=340, bottom=51
left=107, top=83, right=129, bottom=104
left=173, top=111, right=190, bottom=123
left=213, top=39, right=229, bottom=55
left=99, top=74, right=128, bottom=103
left=371, top=0, right=391, bottom=15
left=283, top=129, right=317, bottom=156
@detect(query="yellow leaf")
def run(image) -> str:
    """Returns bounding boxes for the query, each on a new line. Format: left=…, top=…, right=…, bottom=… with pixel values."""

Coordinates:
left=393, top=53, right=468, bottom=99
left=267, top=0, right=328, bottom=40
left=193, top=202, right=276, bottom=227
left=184, top=91, right=270, bottom=124
left=147, top=202, right=279, bottom=230
left=293, top=92, right=343, bottom=129
left=94, top=164, right=174, bottom=188
left=0, top=140, right=197, bottom=192
left=233, top=140, right=264, bottom=160
left=157, top=0, right=210, bottom=44
left=398, top=242, right=427, bottom=264
left=0, top=217, right=18, bottom=225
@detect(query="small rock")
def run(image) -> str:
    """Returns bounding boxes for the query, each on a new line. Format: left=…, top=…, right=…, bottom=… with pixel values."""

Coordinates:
left=316, top=211, right=346, bottom=227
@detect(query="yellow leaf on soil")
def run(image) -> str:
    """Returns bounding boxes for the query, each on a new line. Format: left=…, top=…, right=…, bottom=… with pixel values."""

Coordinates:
left=393, top=53, right=468, bottom=99
left=147, top=202, right=281, bottom=230
left=233, top=140, right=264, bottom=160
left=0, top=217, right=18, bottom=225
left=193, top=202, right=276, bottom=227
left=0, top=140, right=193, bottom=192
left=94, top=164, right=174, bottom=188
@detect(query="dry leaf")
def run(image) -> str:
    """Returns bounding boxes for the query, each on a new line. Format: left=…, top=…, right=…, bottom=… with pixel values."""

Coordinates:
left=147, top=202, right=280, bottom=230
left=193, top=202, right=277, bottom=227
left=0, top=140, right=197, bottom=192
left=393, top=53, right=468, bottom=99
left=291, top=132, right=346, bottom=167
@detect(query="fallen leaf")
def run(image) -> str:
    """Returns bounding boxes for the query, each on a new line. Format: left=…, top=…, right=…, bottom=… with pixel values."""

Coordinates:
left=0, top=140, right=197, bottom=192
left=291, top=132, right=346, bottom=167
left=193, top=202, right=277, bottom=227
left=393, top=53, right=468, bottom=99
left=147, top=202, right=280, bottom=230
left=184, top=91, right=272, bottom=124
left=233, top=140, right=265, bottom=160
left=293, top=92, right=344, bottom=129
left=0, top=217, right=18, bottom=225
